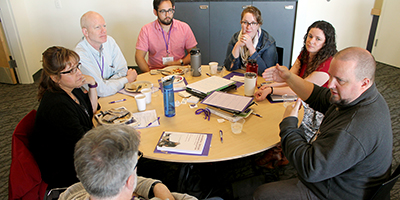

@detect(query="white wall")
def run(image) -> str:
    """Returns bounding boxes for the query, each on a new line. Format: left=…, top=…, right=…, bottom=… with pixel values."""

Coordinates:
left=0, top=0, right=375, bottom=84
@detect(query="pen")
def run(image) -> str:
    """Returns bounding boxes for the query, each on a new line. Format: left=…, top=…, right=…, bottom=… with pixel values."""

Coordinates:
left=251, top=112, right=263, bottom=118
left=206, top=73, right=211, bottom=77
left=109, top=99, right=126, bottom=104
left=219, top=130, right=223, bottom=143
left=146, top=117, right=160, bottom=127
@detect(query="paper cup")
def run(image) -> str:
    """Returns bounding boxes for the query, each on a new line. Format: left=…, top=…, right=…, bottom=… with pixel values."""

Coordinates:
left=135, top=94, right=146, bottom=111
left=209, top=62, right=218, bottom=75
left=141, top=88, right=152, bottom=104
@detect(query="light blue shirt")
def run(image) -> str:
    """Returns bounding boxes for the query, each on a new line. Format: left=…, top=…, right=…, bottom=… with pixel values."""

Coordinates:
left=75, top=36, right=128, bottom=97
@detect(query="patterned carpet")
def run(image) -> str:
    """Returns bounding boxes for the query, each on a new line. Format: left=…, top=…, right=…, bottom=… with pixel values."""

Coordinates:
left=0, top=62, right=399, bottom=199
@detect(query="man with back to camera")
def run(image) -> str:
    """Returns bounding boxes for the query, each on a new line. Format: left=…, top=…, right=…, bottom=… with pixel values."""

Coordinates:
left=253, top=47, right=392, bottom=199
left=135, top=0, right=198, bottom=73
left=75, top=11, right=137, bottom=97
left=58, top=125, right=198, bottom=200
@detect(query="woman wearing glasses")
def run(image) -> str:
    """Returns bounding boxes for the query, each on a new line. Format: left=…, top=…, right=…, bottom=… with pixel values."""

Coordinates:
left=29, top=46, right=98, bottom=188
left=224, top=6, right=278, bottom=75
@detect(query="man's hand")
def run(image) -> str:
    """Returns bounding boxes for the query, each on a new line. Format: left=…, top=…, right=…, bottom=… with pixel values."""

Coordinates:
left=283, top=98, right=302, bottom=119
left=262, top=64, right=291, bottom=83
left=126, top=68, right=137, bottom=83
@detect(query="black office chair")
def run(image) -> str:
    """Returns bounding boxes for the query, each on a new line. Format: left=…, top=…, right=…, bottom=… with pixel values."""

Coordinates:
left=370, top=164, right=400, bottom=200
left=276, top=47, right=284, bottom=66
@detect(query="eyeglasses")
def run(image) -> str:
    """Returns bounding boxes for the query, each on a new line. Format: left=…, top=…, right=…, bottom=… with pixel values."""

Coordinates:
left=241, top=21, right=259, bottom=27
left=158, top=8, right=175, bottom=15
left=60, top=63, right=81, bottom=75
left=134, top=151, right=143, bottom=169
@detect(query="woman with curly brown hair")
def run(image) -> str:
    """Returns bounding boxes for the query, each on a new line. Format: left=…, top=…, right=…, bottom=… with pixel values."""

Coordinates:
left=254, top=21, right=337, bottom=168
left=29, top=46, right=98, bottom=188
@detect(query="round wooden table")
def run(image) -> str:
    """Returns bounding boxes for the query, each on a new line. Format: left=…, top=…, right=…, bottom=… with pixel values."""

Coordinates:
left=96, top=66, right=303, bottom=163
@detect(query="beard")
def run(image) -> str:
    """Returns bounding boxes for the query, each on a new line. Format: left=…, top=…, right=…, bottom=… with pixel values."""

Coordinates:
left=159, top=17, right=172, bottom=26
left=329, top=93, right=349, bottom=106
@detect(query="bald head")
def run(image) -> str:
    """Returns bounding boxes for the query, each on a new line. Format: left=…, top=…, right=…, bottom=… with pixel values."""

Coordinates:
left=334, top=47, right=376, bottom=82
left=80, top=11, right=104, bottom=29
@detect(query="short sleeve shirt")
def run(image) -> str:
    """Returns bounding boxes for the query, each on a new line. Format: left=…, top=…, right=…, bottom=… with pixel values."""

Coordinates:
left=136, top=19, right=197, bottom=70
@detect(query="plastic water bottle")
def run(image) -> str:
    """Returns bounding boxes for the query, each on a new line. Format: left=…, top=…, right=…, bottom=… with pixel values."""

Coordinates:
left=190, top=48, right=201, bottom=77
left=162, top=76, right=175, bottom=117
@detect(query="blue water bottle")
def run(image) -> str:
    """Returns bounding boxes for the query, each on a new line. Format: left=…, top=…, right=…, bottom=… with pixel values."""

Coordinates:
left=162, top=76, right=176, bottom=117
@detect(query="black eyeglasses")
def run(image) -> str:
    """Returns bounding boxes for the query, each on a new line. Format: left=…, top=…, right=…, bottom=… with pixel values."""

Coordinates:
left=60, top=63, right=81, bottom=75
left=158, top=8, right=175, bottom=15
left=134, top=151, right=143, bottom=169
left=241, top=21, right=259, bottom=27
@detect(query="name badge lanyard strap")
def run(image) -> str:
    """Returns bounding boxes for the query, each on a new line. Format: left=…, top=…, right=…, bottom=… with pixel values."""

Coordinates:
left=95, top=55, right=105, bottom=78
left=161, top=24, right=172, bottom=56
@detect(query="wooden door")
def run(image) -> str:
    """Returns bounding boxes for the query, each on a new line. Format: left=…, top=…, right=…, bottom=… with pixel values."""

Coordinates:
left=372, top=0, right=400, bottom=68
left=0, top=18, right=17, bottom=84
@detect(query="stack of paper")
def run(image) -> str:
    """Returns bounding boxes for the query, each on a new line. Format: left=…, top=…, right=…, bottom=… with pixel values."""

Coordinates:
left=201, top=91, right=254, bottom=113
left=186, top=76, right=236, bottom=97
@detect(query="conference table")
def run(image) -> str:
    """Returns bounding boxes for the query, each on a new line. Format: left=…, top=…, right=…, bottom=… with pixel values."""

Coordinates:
left=95, top=65, right=302, bottom=163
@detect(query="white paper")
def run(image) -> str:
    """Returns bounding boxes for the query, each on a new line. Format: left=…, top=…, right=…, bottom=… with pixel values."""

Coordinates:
left=201, top=91, right=253, bottom=112
left=156, top=131, right=207, bottom=154
left=186, top=76, right=235, bottom=94
left=132, top=109, right=160, bottom=129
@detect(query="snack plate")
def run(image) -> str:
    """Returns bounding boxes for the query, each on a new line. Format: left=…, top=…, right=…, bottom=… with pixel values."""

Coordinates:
left=96, top=110, right=139, bottom=126
left=162, top=75, right=183, bottom=84
left=161, top=66, right=185, bottom=76
left=124, top=81, right=153, bottom=93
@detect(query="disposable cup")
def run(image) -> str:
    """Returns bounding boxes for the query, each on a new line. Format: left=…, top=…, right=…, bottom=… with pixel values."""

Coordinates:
left=244, top=72, right=257, bottom=96
left=141, top=88, right=152, bottom=104
left=184, top=68, right=194, bottom=81
left=135, top=94, right=146, bottom=111
left=216, top=66, right=225, bottom=77
left=209, top=62, right=218, bottom=75
left=283, top=94, right=297, bottom=108
left=230, top=118, right=245, bottom=134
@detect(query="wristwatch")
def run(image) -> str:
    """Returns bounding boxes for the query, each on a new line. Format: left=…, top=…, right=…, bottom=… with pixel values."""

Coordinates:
left=179, top=59, right=184, bottom=66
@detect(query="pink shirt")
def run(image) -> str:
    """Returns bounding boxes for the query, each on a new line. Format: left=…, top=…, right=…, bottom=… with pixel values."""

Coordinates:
left=136, top=19, right=198, bottom=70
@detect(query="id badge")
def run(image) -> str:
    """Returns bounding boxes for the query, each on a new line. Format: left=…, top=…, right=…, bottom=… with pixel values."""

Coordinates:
left=162, top=56, right=174, bottom=65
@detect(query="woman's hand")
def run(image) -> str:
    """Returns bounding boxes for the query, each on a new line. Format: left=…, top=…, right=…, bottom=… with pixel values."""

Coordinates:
left=81, top=74, right=96, bottom=87
left=241, top=34, right=253, bottom=49
left=254, top=85, right=271, bottom=101
left=262, top=64, right=291, bottom=83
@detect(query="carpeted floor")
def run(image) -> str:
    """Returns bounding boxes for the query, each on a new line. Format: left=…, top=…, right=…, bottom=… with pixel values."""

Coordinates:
left=0, top=62, right=399, bottom=199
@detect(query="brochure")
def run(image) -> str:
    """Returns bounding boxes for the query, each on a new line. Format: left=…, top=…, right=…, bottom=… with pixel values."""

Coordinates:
left=154, top=131, right=212, bottom=156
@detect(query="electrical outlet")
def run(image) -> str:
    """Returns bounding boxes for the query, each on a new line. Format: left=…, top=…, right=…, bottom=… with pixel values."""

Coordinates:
left=54, top=0, right=62, bottom=9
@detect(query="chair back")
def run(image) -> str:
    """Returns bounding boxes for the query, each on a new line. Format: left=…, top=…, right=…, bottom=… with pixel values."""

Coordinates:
left=370, top=164, right=400, bottom=200
left=276, top=47, right=284, bottom=66
left=8, top=110, right=48, bottom=200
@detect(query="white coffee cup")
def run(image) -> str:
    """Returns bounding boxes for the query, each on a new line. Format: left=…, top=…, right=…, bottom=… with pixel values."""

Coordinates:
left=141, top=88, right=152, bottom=104
left=135, top=94, right=146, bottom=111
left=209, top=62, right=218, bottom=75
left=244, top=72, right=257, bottom=96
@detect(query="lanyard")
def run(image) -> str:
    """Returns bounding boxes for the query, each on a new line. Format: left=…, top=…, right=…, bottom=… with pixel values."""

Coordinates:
left=161, top=21, right=173, bottom=56
left=95, top=55, right=105, bottom=78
